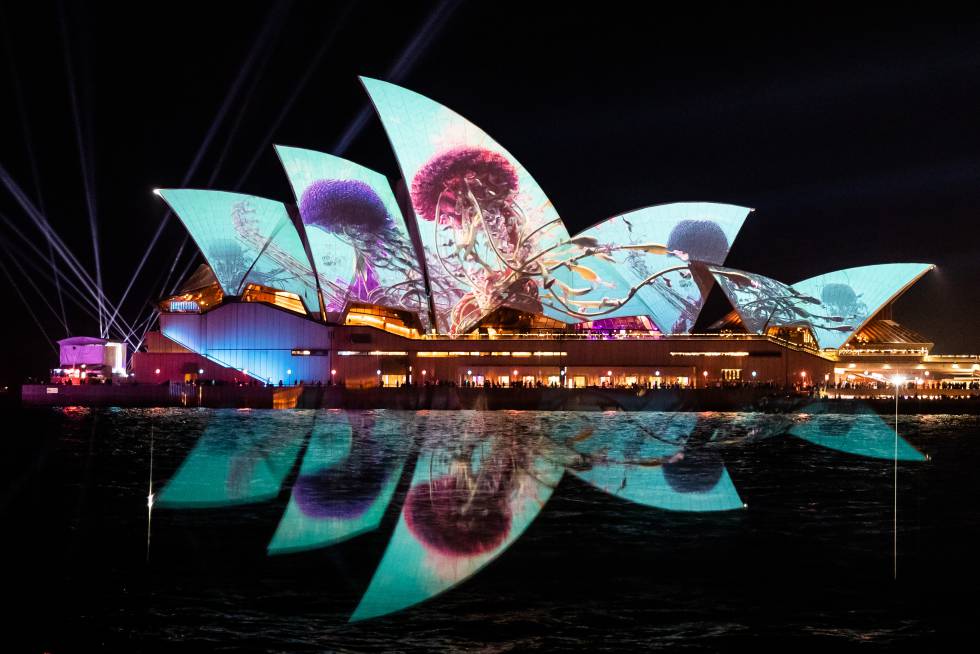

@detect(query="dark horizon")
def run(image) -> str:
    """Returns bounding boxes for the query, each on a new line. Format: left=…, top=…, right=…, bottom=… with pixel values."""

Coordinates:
left=3, top=2, right=980, bottom=383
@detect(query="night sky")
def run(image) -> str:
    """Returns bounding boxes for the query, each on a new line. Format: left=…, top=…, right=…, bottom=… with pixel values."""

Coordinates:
left=2, top=1, right=980, bottom=383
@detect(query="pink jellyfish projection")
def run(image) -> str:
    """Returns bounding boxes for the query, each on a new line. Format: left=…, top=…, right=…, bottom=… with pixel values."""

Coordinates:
left=411, top=146, right=546, bottom=333
left=409, top=146, right=737, bottom=334
left=403, top=472, right=512, bottom=557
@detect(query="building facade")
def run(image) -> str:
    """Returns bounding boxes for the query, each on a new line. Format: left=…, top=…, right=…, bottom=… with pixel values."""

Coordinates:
left=131, top=78, right=976, bottom=393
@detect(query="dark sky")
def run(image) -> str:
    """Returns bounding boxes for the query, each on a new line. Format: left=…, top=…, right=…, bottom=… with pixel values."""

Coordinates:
left=2, top=1, right=980, bottom=383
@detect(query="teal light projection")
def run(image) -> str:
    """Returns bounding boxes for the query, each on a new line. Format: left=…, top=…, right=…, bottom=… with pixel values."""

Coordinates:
left=709, top=266, right=807, bottom=334
left=350, top=429, right=564, bottom=621
left=550, top=203, right=750, bottom=331
left=543, top=412, right=743, bottom=511
left=157, top=189, right=319, bottom=312
left=275, top=145, right=429, bottom=323
left=711, top=263, right=935, bottom=349
left=267, top=412, right=409, bottom=555
left=155, top=410, right=310, bottom=509
left=789, top=404, right=926, bottom=461
left=572, top=463, right=743, bottom=512
left=791, top=263, right=934, bottom=349
left=361, top=77, right=572, bottom=334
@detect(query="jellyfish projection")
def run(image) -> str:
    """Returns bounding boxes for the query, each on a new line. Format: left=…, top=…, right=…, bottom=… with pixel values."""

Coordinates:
left=276, top=144, right=430, bottom=325
left=298, top=177, right=424, bottom=313
left=539, top=203, right=750, bottom=332
left=361, top=76, right=574, bottom=334
left=409, top=145, right=549, bottom=332
left=298, top=179, right=395, bottom=307
left=351, top=424, right=565, bottom=622
left=156, top=407, right=930, bottom=623
left=402, top=460, right=514, bottom=558
left=712, top=263, right=935, bottom=349
left=545, top=412, right=745, bottom=512
left=268, top=412, right=410, bottom=555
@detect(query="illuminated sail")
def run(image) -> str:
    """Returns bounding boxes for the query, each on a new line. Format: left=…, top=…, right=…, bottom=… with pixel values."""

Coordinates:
left=790, top=263, right=934, bottom=349
left=362, top=77, right=571, bottom=333
left=554, top=203, right=750, bottom=332
left=275, top=145, right=429, bottom=322
left=157, top=189, right=319, bottom=312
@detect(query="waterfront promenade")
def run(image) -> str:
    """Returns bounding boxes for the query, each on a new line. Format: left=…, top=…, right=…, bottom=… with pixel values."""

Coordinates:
left=18, top=383, right=980, bottom=413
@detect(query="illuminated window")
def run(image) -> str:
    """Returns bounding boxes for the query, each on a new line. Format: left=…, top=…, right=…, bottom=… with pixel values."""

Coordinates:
left=160, top=281, right=224, bottom=313
left=242, top=284, right=307, bottom=315
left=345, top=303, right=423, bottom=338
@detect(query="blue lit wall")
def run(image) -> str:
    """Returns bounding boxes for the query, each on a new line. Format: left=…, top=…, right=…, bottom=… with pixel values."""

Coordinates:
left=276, top=146, right=429, bottom=324
left=362, top=77, right=572, bottom=333
left=160, top=303, right=331, bottom=384
left=157, top=189, right=320, bottom=312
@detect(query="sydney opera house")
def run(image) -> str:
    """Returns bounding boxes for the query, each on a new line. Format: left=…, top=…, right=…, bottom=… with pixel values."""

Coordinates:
left=129, top=77, right=975, bottom=392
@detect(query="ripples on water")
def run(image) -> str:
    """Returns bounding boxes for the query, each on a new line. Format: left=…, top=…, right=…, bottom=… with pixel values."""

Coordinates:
left=2, top=407, right=978, bottom=650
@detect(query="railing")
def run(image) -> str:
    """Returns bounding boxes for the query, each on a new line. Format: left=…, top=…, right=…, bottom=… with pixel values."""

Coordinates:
left=414, top=331, right=827, bottom=356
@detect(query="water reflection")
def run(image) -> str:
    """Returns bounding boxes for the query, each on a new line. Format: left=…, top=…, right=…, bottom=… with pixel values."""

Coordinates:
left=268, top=412, right=409, bottom=555
left=790, top=404, right=926, bottom=461
left=155, top=410, right=309, bottom=508
left=544, top=412, right=744, bottom=512
left=153, top=406, right=927, bottom=621
left=351, top=413, right=564, bottom=621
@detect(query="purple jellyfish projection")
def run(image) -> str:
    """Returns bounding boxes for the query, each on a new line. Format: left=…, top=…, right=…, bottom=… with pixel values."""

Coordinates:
left=300, top=179, right=392, bottom=242
left=292, top=417, right=402, bottom=520
left=299, top=179, right=426, bottom=312
left=292, top=452, right=390, bottom=520
left=411, top=147, right=520, bottom=229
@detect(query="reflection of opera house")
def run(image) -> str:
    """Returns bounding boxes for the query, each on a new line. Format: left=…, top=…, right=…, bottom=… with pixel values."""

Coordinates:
left=133, top=78, right=977, bottom=393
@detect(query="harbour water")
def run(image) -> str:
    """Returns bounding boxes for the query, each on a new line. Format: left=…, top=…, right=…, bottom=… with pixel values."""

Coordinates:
left=3, top=407, right=978, bottom=650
